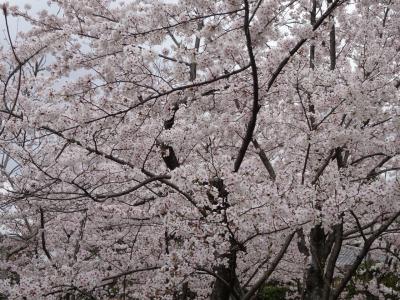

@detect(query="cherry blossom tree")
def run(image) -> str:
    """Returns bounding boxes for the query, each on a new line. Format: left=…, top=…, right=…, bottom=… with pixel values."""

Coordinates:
left=0, top=0, right=399, bottom=299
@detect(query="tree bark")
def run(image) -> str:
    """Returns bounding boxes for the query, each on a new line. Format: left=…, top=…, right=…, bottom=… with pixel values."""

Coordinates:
left=302, top=225, right=326, bottom=300
left=210, top=252, right=239, bottom=300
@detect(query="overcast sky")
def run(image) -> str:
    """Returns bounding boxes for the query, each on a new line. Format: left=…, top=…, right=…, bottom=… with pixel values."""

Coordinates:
left=0, top=0, right=50, bottom=46
left=1, top=0, right=178, bottom=45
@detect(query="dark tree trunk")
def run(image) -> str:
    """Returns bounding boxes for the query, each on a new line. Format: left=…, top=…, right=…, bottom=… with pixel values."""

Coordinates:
left=302, top=225, right=326, bottom=300
left=210, top=266, right=232, bottom=300
left=210, top=250, right=241, bottom=300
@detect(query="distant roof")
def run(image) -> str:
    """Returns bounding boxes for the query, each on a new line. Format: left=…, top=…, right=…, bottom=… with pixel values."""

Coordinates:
left=337, top=245, right=360, bottom=267
left=336, top=245, right=388, bottom=267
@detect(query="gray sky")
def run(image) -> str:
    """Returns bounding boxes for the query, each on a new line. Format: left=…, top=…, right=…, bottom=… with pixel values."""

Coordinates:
left=1, top=0, right=178, bottom=45
left=0, top=0, right=50, bottom=45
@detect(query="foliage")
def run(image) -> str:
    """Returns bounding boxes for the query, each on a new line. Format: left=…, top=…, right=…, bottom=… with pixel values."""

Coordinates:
left=345, top=261, right=400, bottom=299
left=258, top=281, right=289, bottom=300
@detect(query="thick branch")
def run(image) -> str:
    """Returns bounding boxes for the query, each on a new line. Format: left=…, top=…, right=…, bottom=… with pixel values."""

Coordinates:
left=322, top=222, right=343, bottom=300
left=94, top=175, right=171, bottom=201
left=234, top=0, right=260, bottom=172
left=311, top=149, right=335, bottom=184
left=252, top=139, right=276, bottom=181
left=39, top=207, right=52, bottom=261
left=301, top=143, right=311, bottom=184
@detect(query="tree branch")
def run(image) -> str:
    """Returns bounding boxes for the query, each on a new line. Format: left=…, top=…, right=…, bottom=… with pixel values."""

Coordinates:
left=252, top=139, right=276, bottom=181
left=242, top=231, right=296, bottom=300
left=39, top=207, right=52, bottom=261
left=234, top=0, right=260, bottom=172
left=331, top=211, right=400, bottom=300
left=234, top=0, right=347, bottom=172
left=311, top=149, right=335, bottom=185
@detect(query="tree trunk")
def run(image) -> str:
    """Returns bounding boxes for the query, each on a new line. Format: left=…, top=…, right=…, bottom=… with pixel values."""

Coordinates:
left=210, top=266, right=232, bottom=300
left=210, top=251, right=240, bottom=300
left=302, top=225, right=326, bottom=300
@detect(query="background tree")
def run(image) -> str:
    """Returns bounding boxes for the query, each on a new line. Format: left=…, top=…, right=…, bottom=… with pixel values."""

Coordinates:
left=0, top=0, right=399, bottom=299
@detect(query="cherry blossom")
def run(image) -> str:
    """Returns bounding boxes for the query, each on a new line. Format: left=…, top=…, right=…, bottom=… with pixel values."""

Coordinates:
left=0, top=0, right=399, bottom=299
